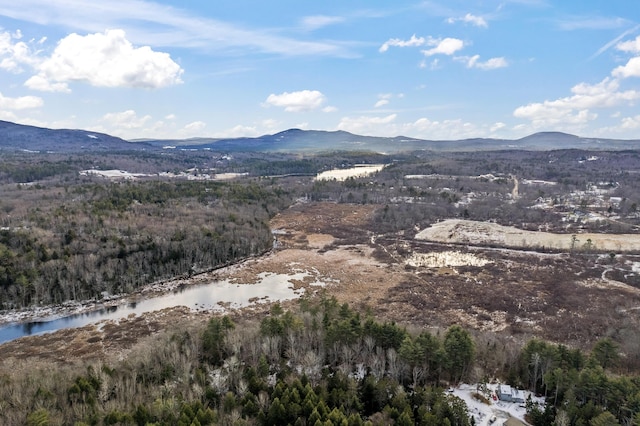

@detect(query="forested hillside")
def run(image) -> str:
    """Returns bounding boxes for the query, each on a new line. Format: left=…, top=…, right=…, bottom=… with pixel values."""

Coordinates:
left=0, top=180, right=292, bottom=308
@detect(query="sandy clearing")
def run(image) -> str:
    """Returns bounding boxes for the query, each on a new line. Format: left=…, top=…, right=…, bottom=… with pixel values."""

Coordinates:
left=416, top=219, right=640, bottom=252
left=406, top=251, right=492, bottom=268
left=315, top=165, right=385, bottom=181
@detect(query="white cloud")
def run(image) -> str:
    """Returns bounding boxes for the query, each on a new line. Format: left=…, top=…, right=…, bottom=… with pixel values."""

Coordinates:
left=337, top=114, right=491, bottom=140
left=0, top=30, right=39, bottom=72
left=0, top=110, right=19, bottom=121
left=300, top=15, right=345, bottom=31
left=165, top=114, right=176, bottom=120
left=264, top=90, right=329, bottom=112
left=0, top=91, right=43, bottom=109
left=380, top=35, right=465, bottom=57
left=379, top=34, right=426, bottom=52
left=457, top=55, right=508, bottom=69
left=101, top=110, right=151, bottom=130
left=337, top=114, right=398, bottom=135
left=401, top=117, right=479, bottom=139
left=422, top=38, right=465, bottom=56
left=26, top=29, right=183, bottom=92
left=211, top=119, right=282, bottom=138
left=610, top=35, right=640, bottom=78
left=212, top=125, right=262, bottom=138
left=24, top=75, right=70, bottom=92
left=374, top=93, right=397, bottom=108
left=616, top=35, right=640, bottom=53
left=514, top=77, right=640, bottom=129
left=514, top=38, right=640, bottom=134
left=491, top=122, right=507, bottom=132
left=261, top=119, right=279, bottom=130
left=184, top=121, right=206, bottom=132
left=447, top=13, right=488, bottom=28
left=322, top=106, right=338, bottom=113
left=621, top=114, right=640, bottom=129
left=612, top=57, right=640, bottom=78
left=590, top=25, right=640, bottom=59
left=0, top=0, right=352, bottom=57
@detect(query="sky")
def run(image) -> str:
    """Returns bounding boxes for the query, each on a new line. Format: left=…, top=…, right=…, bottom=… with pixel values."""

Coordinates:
left=0, top=0, right=639, bottom=141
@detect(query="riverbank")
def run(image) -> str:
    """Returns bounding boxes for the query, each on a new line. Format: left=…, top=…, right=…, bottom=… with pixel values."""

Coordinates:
left=0, top=254, right=265, bottom=328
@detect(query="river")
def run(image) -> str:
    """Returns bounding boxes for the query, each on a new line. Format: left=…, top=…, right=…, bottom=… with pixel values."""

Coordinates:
left=0, top=271, right=323, bottom=344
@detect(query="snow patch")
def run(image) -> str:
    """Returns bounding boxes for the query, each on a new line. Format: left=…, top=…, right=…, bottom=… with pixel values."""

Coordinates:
left=406, top=251, right=492, bottom=268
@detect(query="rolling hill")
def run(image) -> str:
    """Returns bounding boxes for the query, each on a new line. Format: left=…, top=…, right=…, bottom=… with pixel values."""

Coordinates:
left=2, top=120, right=639, bottom=153
left=0, top=120, right=149, bottom=152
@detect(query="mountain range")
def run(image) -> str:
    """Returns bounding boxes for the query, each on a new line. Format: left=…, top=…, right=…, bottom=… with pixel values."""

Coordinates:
left=1, top=120, right=639, bottom=154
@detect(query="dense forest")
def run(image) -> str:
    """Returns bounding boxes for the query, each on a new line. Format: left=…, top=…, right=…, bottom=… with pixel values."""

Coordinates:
left=0, top=179, right=292, bottom=308
left=1, top=298, right=638, bottom=425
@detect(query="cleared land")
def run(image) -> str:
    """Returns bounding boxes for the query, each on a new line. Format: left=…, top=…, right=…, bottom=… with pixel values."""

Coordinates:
left=416, top=219, right=640, bottom=252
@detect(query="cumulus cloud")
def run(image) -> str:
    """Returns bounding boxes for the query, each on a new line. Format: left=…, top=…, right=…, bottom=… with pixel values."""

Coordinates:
left=447, top=13, right=488, bottom=28
left=516, top=34, right=640, bottom=132
left=337, top=114, right=398, bottom=135
left=514, top=78, right=640, bottom=127
left=457, top=55, right=508, bottom=69
left=25, top=29, right=183, bottom=92
left=212, top=125, right=260, bottom=138
left=101, top=110, right=152, bottom=130
left=0, top=30, right=39, bottom=72
left=379, top=35, right=426, bottom=52
left=512, top=77, right=640, bottom=129
left=616, top=35, right=640, bottom=53
left=621, top=114, right=640, bottom=129
left=379, top=35, right=465, bottom=57
left=612, top=57, right=640, bottom=78
left=264, top=90, right=330, bottom=112
left=184, top=121, right=206, bottom=132
left=422, top=38, right=465, bottom=57
left=0, top=91, right=43, bottom=109
left=24, top=75, right=71, bottom=93
left=611, top=35, right=640, bottom=78
left=337, top=114, right=488, bottom=140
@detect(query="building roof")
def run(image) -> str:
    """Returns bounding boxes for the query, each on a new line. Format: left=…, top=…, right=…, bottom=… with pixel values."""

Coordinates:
left=505, top=417, right=527, bottom=426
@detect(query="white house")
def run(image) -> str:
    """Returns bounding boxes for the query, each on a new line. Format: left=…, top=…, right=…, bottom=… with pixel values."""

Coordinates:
left=497, top=384, right=525, bottom=403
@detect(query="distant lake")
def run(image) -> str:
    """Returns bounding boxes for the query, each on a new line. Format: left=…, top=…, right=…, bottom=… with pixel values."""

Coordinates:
left=0, top=271, right=323, bottom=344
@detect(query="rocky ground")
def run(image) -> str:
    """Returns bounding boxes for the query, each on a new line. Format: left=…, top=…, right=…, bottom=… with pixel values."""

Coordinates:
left=1, top=201, right=640, bottom=366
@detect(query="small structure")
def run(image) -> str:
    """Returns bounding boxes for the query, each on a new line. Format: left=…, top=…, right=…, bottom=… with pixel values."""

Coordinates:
left=497, top=384, right=525, bottom=403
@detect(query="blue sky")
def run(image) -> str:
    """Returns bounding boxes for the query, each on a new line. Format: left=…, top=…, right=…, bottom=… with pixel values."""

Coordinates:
left=0, top=0, right=639, bottom=141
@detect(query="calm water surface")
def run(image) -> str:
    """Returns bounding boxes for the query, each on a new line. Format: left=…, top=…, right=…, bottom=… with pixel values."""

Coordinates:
left=0, top=272, right=320, bottom=344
